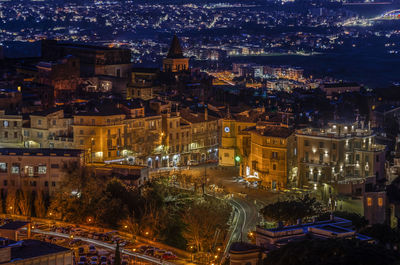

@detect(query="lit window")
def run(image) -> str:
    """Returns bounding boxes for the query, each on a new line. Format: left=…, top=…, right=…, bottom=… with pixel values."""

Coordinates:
left=367, top=197, right=372, bottom=206
left=378, top=198, right=383, bottom=207
left=38, top=166, right=47, bottom=174
left=11, top=165, right=19, bottom=174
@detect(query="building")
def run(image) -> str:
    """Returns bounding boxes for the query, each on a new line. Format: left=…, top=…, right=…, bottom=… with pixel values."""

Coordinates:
left=0, top=148, right=83, bottom=194
left=219, top=109, right=261, bottom=167
left=41, top=40, right=132, bottom=78
left=296, top=121, right=386, bottom=196
left=320, top=82, right=361, bottom=99
left=229, top=216, right=371, bottom=265
left=86, top=163, right=149, bottom=188
left=229, top=242, right=263, bottom=265
left=73, top=104, right=125, bottom=162
left=122, top=100, right=163, bottom=167
left=245, top=124, right=296, bottom=190
left=363, top=191, right=388, bottom=225
left=0, top=237, right=73, bottom=265
left=162, top=35, right=189, bottom=72
left=255, top=216, right=371, bottom=250
left=161, top=111, right=191, bottom=167
left=36, top=56, right=80, bottom=101
left=23, top=109, right=74, bottom=149
left=0, top=110, right=23, bottom=148
left=180, top=108, right=220, bottom=164
left=126, top=68, right=159, bottom=100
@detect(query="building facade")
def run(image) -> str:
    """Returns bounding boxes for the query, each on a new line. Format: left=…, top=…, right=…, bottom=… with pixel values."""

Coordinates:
left=296, top=122, right=386, bottom=195
left=0, top=148, right=83, bottom=194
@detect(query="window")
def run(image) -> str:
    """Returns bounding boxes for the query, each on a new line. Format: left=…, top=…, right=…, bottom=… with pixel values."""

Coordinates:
left=11, top=164, right=19, bottom=174
left=51, top=164, right=59, bottom=169
left=356, top=154, right=360, bottom=161
left=367, top=197, right=372, bottom=206
left=13, top=121, right=17, bottom=127
left=305, top=152, right=309, bottom=162
left=45, top=181, right=48, bottom=187
left=0, top=163, right=7, bottom=173
left=25, top=166, right=34, bottom=176
left=272, top=152, right=278, bottom=159
left=4, top=132, right=7, bottom=138
left=319, top=142, right=324, bottom=148
left=3, top=121, right=8, bottom=127
left=30, top=181, right=37, bottom=187
left=378, top=197, right=383, bottom=207
left=24, top=130, right=29, bottom=137
left=38, top=119, right=42, bottom=125
left=91, top=119, right=95, bottom=125
left=80, top=139, right=84, bottom=145
left=13, top=132, right=17, bottom=138
left=332, top=143, right=336, bottom=150
left=52, top=120, right=56, bottom=125
left=3, top=180, right=7, bottom=186
left=319, top=153, right=323, bottom=163
left=224, top=153, right=229, bottom=157
left=273, top=164, right=277, bottom=170
left=38, top=166, right=47, bottom=174
left=37, top=132, right=43, bottom=138
left=52, top=181, right=56, bottom=187
left=80, top=130, right=83, bottom=135
left=304, top=140, right=309, bottom=146
left=376, top=155, right=380, bottom=162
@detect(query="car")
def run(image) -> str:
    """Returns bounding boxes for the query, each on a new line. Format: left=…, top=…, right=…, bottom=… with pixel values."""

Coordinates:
left=154, top=250, right=166, bottom=258
left=79, top=256, right=87, bottom=262
left=162, top=252, right=177, bottom=260
left=78, top=247, right=85, bottom=255
left=89, top=245, right=96, bottom=254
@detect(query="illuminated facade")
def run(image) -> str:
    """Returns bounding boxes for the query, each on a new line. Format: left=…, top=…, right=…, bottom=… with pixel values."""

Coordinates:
left=245, top=124, right=296, bottom=190
left=296, top=122, right=386, bottom=193
left=73, top=107, right=125, bottom=162
left=23, top=109, right=74, bottom=149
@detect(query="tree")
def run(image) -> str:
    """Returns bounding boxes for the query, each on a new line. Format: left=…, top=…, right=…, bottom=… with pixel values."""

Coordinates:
left=263, top=238, right=400, bottom=265
left=6, top=189, right=17, bottom=215
left=34, top=190, right=47, bottom=218
left=17, top=189, right=33, bottom=216
left=260, top=195, right=322, bottom=225
left=182, top=198, right=231, bottom=252
left=360, top=224, right=400, bottom=248
left=114, top=242, right=121, bottom=265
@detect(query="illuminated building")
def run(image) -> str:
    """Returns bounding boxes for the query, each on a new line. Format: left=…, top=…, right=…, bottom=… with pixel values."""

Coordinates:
left=162, top=35, right=189, bottom=72
left=296, top=122, right=386, bottom=195
left=0, top=110, right=23, bottom=147
left=245, top=124, right=296, bottom=190
left=23, top=109, right=74, bottom=149
left=126, top=67, right=159, bottom=100
left=73, top=105, right=125, bottom=162
left=0, top=148, right=83, bottom=194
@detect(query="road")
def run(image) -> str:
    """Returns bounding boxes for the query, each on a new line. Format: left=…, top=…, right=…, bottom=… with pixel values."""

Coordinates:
left=32, top=228, right=177, bottom=265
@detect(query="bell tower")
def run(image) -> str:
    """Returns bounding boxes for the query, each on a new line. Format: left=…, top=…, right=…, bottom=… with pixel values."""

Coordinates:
left=162, top=35, right=189, bottom=72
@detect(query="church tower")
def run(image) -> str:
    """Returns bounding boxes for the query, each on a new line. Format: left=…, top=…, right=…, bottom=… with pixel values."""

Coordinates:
left=162, top=35, right=189, bottom=72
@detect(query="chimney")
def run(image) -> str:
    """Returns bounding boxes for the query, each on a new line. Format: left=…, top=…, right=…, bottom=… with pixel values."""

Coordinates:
left=205, top=107, right=208, bottom=121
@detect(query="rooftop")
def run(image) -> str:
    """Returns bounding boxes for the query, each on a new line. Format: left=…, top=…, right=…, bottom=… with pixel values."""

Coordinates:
left=9, top=239, right=70, bottom=261
left=166, top=35, right=185, bottom=59
left=0, top=222, right=29, bottom=231
left=0, top=148, right=83, bottom=157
